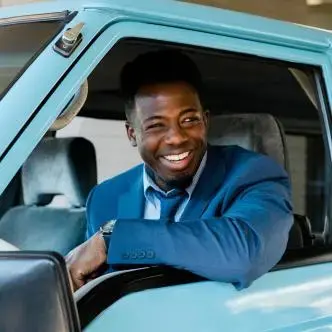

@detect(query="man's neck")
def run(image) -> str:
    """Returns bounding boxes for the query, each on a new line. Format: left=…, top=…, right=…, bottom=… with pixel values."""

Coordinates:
left=145, top=167, right=189, bottom=192
left=143, top=151, right=208, bottom=195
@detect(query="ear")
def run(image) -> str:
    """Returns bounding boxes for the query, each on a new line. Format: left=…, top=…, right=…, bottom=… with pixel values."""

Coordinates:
left=125, top=121, right=137, bottom=147
left=203, top=109, right=210, bottom=127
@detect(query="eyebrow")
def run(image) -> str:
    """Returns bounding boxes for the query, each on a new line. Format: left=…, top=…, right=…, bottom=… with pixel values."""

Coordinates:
left=179, top=108, right=199, bottom=116
left=143, top=108, right=199, bottom=124
left=143, top=115, right=164, bottom=124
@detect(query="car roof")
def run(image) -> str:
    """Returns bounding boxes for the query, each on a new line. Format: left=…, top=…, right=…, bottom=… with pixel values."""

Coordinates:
left=0, top=0, right=331, bottom=51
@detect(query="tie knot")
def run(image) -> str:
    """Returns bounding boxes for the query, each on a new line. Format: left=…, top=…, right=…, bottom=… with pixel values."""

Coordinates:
left=154, top=189, right=187, bottom=221
left=164, top=189, right=184, bottom=198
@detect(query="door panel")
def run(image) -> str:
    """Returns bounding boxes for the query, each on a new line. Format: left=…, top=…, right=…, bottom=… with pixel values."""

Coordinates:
left=82, top=263, right=332, bottom=332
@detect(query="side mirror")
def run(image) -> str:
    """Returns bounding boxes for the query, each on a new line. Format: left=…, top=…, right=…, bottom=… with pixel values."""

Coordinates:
left=0, top=251, right=80, bottom=332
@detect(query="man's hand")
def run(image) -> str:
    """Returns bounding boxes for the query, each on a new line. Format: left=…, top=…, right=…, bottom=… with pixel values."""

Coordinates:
left=66, top=232, right=107, bottom=291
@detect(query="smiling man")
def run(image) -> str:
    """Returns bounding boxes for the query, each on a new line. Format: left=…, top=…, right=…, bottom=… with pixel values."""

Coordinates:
left=66, top=50, right=293, bottom=291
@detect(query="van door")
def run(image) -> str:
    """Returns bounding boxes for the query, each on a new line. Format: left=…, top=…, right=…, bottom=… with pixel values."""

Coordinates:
left=0, top=5, right=112, bottom=192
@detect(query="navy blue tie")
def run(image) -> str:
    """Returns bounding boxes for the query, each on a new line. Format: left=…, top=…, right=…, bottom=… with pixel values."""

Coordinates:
left=156, top=190, right=187, bottom=221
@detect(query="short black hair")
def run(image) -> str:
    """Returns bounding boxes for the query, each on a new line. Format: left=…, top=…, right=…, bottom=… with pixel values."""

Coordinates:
left=120, top=49, right=203, bottom=120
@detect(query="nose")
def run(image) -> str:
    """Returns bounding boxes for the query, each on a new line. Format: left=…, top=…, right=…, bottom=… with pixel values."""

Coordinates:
left=164, top=123, right=188, bottom=145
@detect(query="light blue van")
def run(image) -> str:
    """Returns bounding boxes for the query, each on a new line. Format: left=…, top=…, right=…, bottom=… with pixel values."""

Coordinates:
left=0, top=0, right=332, bottom=331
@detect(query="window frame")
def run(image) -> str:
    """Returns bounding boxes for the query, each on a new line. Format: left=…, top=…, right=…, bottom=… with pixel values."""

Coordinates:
left=46, top=20, right=332, bottom=238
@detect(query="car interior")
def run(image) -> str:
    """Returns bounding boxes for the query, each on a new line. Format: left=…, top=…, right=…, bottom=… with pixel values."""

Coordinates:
left=0, top=137, right=97, bottom=254
left=0, top=38, right=330, bottom=327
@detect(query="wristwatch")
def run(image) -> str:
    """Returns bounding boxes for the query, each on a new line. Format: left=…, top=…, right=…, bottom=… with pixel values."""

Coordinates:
left=100, top=219, right=117, bottom=251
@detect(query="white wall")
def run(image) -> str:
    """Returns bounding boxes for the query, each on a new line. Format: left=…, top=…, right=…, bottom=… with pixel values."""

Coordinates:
left=57, top=117, right=141, bottom=183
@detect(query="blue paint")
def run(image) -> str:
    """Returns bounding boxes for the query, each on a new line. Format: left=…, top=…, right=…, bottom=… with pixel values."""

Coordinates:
left=0, top=0, right=330, bottom=50
left=85, top=264, right=332, bottom=331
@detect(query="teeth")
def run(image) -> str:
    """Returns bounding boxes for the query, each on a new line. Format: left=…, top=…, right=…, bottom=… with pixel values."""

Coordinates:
left=164, top=152, right=190, bottom=161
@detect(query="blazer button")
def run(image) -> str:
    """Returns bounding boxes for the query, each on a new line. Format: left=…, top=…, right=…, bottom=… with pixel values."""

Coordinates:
left=122, top=252, right=130, bottom=260
left=146, top=250, right=155, bottom=259
left=130, top=251, right=138, bottom=259
left=137, top=250, right=146, bottom=259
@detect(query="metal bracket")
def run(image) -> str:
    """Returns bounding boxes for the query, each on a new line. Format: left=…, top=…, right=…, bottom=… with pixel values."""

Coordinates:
left=53, top=22, right=84, bottom=58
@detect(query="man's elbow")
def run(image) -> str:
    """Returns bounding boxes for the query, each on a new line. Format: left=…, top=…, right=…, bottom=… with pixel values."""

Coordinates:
left=188, top=226, right=290, bottom=288
left=194, top=253, right=260, bottom=288
left=219, top=239, right=287, bottom=288
left=234, top=238, right=288, bottom=288
left=232, top=258, right=264, bottom=289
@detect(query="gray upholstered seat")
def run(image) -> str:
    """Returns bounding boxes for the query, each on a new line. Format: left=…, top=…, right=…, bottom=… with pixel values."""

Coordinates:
left=208, top=113, right=313, bottom=250
left=208, top=113, right=289, bottom=170
left=0, top=137, right=97, bottom=255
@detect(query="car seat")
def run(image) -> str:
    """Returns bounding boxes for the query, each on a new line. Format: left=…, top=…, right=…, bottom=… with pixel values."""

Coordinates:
left=0, top=137, right=97, bottom=255
left=208, top=113, right=314, bottom=249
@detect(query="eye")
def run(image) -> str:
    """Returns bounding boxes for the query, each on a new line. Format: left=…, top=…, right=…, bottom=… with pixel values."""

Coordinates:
left=182, top=116, right=200, bottom=124
left=145, top=123, right=164, bottom=131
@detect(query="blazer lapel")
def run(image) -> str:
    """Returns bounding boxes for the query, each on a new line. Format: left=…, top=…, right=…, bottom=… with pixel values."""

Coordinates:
left=118, top=166, right=145, bottom=219
left=181, top=146, right=225, bottom=221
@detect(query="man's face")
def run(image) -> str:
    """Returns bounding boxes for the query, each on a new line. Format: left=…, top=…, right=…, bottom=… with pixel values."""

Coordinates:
left=126, top=81, right=208, bottom=191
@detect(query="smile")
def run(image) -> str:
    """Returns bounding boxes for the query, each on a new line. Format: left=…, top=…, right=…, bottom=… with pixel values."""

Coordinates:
left=163, top=151, right=190, bottom=162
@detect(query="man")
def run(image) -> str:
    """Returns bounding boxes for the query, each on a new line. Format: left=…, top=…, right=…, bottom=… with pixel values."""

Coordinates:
left=66, top=50, right=293, bottom=291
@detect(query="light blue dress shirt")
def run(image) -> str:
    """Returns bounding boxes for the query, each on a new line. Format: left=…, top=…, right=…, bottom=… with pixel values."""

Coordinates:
left=143, top=152, right=207, bottom=222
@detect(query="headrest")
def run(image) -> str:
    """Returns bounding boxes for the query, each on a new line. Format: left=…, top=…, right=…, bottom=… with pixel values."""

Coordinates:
left=208, top=113, right=289, bottom=170
left=22, top=137, right=97, bottom=207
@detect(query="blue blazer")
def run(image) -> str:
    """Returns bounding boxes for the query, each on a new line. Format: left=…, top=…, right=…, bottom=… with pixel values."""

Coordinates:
left=86, top=145, right=293, bottom=288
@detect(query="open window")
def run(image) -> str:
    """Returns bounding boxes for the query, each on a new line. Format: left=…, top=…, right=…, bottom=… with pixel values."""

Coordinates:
left=0, top=35, right=329, bottom=255
left=57, top=38, right=330, bottom=245
left=0, top=29, right=331, bottom=324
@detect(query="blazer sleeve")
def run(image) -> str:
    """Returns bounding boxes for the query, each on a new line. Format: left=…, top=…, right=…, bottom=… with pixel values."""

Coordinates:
left=85, top=186, right=98, bottom=240
left=89, top=156, right=293, bottom=289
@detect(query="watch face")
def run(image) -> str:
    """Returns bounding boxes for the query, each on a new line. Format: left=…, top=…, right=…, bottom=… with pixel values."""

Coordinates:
left=101, top=220, right=116, bottom=234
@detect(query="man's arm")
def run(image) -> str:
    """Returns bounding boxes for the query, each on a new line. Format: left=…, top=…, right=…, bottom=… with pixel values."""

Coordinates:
left=69, top=154, right=292, bottom=290
left=106, top=177, right=292, bottom=289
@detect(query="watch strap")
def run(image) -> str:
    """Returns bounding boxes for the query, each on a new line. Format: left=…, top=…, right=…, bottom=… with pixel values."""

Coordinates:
left=100, top=219, right=117, bottom=251
left=103, top=234, right=112, bottom=252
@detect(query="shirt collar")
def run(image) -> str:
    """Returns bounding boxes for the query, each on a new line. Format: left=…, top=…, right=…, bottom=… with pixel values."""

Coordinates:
left=143, top=151, right=207, bottom=198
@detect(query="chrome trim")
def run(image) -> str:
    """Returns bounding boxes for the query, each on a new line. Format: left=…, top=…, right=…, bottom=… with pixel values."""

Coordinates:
left=0, top=11, right=69, bottom=26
